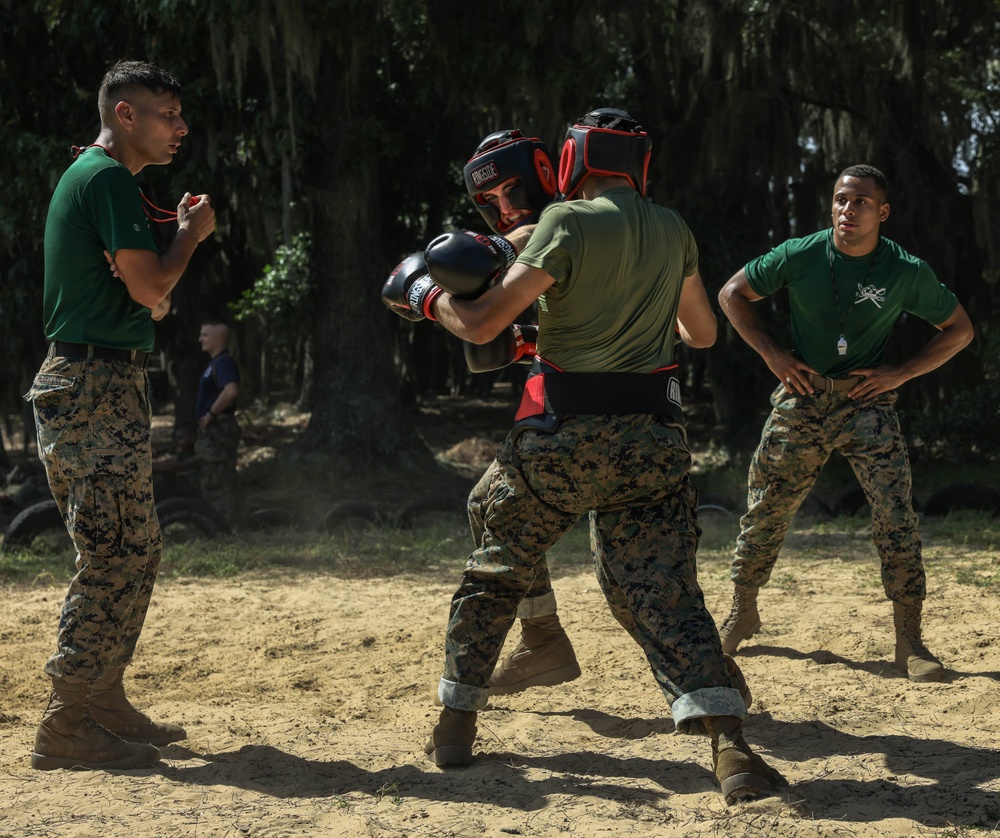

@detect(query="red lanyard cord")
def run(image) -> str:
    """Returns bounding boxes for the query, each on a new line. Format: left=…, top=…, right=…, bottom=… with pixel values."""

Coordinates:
left=69, top=143, right=197, bottom=223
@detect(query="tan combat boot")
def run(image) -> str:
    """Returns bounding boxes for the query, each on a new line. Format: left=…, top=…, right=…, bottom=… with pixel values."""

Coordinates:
left=718, top=586, right=761, bottom=655
left=31, top=678, right=161, bottom=771
left=90, top=667, right=187, bottom=746
left=488, top=614, right=581, bottom=695
left=424, top=707, right=477, bottom=766
left=893, top=602, right=944, bottom=682
left=703, top=715, right=788, bottom=805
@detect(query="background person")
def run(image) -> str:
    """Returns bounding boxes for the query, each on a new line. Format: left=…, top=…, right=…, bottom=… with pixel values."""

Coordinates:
left=26, top=59, right=216, bottom=771
left=716, top=164, right=974, bottom=682
left=195, top=319, right=241, bottom=526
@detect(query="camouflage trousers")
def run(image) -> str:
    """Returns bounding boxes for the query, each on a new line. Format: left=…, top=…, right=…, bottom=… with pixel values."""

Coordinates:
left=470, top=458, right=641, bottom=631
left=733, top=385, right=925, bottom=603
left=195, top=414, right=241, bottom=525
left=25, top=356, right=161, bottom=683
left=469, top=459, right=560, bottom=619
left=441, top=414, right=746, bottom=733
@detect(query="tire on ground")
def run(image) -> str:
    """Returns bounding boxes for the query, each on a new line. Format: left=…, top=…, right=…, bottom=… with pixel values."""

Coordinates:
left=1, top=499, right=65, bottom=553
left=398, top=497, right=465, bottom=530
left=922, top=483, right=1000, bottom=517
left=322, top=501, right=383, bottom=532
left=155, top=497, right=229, bottom=538
left=247, top=508, right=297, bottom=530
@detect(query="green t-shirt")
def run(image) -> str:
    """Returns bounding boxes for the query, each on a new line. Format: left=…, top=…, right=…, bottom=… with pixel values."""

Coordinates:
left=43, top=146, right=159, bottom=351
left=745, top=229, right=959, bottom=377
left=516, top=187, right=698, bottom=373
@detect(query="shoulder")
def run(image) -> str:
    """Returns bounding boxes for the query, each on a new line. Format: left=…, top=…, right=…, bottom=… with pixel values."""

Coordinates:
left=879, top=236, right=924, bottom=268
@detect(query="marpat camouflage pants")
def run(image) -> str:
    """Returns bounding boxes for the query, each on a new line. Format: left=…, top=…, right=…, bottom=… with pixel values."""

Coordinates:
left=469, top=458, right=639, bottom=627
left=196, top=414, right=241, bottom=525
left=733, top=384, right=925, bottom=603
left=440, top=414, right=747, bottom=733
left=26, top=356, right=161, bottom=682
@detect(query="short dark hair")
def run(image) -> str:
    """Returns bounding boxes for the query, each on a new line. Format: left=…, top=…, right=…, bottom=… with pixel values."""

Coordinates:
left=98, top=60, right=181, bottom=115
left=838, top=164, right=889, bottom=202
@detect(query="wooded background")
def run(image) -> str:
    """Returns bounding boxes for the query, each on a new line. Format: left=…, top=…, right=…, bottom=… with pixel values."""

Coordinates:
left=1, top=0, right=997, bottom=466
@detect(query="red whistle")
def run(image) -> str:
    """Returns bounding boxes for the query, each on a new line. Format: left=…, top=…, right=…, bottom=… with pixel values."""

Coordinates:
left=189, top=195, right=202, bottom=207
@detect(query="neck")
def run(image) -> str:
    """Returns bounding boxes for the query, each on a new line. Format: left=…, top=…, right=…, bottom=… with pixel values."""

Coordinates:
left=579, top=175, right=632, bottom=201
left=831, top=229, right=880, bottom=258
left=92, top=130, right=144, bottom=175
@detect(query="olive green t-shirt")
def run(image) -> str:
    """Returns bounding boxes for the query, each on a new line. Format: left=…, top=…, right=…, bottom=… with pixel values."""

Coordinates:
left=43, top=146, right=159, bottom=351
left=745, top=229, right=959, bottom=377
left=516, top=187, right=698, bottom=373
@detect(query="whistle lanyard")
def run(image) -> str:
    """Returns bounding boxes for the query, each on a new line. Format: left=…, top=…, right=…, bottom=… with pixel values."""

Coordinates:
left=69, top=144, right=180, bottom=223
left=826, top=229, right=880, bottom=356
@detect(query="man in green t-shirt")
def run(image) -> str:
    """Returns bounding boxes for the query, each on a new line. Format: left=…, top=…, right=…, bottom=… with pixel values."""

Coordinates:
left=716, top=165, right=974, bottom=682
left=25, top=59, right=216, bottom=771
left=390, top=108, right=789, bottom=805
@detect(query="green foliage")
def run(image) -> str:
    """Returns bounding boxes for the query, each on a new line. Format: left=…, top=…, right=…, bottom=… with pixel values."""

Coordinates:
left=229, top=232, right=314, bottom=326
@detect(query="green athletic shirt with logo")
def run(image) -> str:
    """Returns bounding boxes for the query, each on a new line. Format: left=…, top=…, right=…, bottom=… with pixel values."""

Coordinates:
left=516, top=186, right=698, bottom=373
left=43, top=146, right=159, bottom=351
left=745, top=229, right=959, bottom=377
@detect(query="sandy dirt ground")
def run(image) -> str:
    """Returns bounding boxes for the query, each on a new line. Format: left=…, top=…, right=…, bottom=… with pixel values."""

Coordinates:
left=2, top=527, right=999, bottom=837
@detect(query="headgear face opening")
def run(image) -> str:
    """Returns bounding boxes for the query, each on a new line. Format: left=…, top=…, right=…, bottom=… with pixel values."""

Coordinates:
left=557, top=108, right=651, bottom=200
left=463, top=130, right=557, bottom=234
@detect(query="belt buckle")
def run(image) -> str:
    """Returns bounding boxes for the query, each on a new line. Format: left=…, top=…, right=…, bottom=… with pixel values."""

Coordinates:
left=822, top=376, right=835, bottom=394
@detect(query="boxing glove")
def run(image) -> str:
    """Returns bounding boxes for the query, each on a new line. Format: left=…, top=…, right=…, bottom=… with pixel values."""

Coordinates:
left=424, top=230, right=518, bottom=299
left=381, top=252, right=443, bottom=322
left=512, top=323, right=538, bottom=364
left=463, top=323, right=539, bottom=373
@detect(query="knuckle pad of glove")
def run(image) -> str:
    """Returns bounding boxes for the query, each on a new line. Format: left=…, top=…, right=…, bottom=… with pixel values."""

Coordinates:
left=463, top=328, right=517, bottom=373
left=425, top=231, right=514, bottom=299
left=382, top=252, right=429, bottom=319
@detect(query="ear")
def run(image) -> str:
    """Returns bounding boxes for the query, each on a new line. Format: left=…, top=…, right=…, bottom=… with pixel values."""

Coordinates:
left=879, top=202, right=890, bottom=223
left=114, top=100, right=135, bottom=131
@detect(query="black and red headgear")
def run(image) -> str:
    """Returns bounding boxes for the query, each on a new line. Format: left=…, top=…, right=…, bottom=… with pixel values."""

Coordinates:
left=463, top=130, right=558, bottom=234
left=557, top=108, right=651, bottom=200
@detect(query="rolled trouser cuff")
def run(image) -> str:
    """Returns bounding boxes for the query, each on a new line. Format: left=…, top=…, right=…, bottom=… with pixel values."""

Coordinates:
left=515, top=590, right=557, bottom=620
left=438, top=678, right=490, bottom=712
left=672, top=687, right=748, bottom=735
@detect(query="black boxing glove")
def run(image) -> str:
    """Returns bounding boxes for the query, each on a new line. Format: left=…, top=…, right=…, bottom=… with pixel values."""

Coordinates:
left=381, top=252, right=443, bottom=322
left=424, top=230, right=518, bottom=299
left=463, top=323, right=538, bottom=373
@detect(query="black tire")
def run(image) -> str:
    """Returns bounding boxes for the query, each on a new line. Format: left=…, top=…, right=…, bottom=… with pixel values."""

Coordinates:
left=696, top=503, right=735, bottom=518
left=922, top=483, right=1000, bottom=517
left=398, top=497, right=465, bottom=529
left=322, top=501, right=383, bottom=532
left=1, top=499, right=66, bottom=553
left=247, top=507, right=297, bottom=530
left=155, top=497, right=229, bottom=538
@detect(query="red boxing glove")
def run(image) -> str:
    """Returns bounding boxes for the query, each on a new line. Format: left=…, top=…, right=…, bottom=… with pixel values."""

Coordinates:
left=512, top=323, right=538, bottom=364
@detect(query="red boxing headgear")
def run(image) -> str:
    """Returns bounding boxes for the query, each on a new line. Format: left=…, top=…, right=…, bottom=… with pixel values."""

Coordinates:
left=557, top=108, right=651, bottom=200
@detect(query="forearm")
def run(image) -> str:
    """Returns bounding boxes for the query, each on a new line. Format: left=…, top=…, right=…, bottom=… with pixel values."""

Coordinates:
left=431, top=293, right=509, bottom=345
left=719, top=290, right=782, bottom=362
left=894, top=322, right=974, bottom=382
left=151, top=229, right=200, bottom=303
left=119, top=229, right=200, bottom=309
left=210, top=383, right=239, bottom=414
